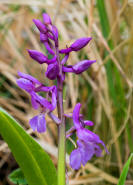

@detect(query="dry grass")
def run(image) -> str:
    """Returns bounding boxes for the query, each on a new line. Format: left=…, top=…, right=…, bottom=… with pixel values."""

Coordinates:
left=0, top=0, right=133, bottom=184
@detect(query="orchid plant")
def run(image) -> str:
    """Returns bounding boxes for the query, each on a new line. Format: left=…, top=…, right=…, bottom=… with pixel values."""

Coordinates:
left=0, top=13, right=108, bottom=185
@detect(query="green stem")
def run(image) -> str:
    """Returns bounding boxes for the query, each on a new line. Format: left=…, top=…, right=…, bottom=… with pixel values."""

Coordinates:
left=56, top=48, right=66, bottom=185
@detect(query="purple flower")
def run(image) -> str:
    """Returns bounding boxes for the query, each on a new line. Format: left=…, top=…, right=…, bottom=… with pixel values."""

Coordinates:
left=28, top=50, right=56, bottom=64
left=16, top=72, right=41, bottom=93
left=62, top=60, right=96, bottom=74
left=45, top=62, right=59, bottom=80
left=33, top=19, right=47, bottom=34
left=43, top=13, right=52, bottom=25
left=29, top=114, right=46, bottom=133
left=69, top=103, right=108, bottom=170
left=59, top=37, right=92, bottom=54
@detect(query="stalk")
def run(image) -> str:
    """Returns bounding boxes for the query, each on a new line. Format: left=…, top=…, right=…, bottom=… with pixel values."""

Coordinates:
left=56, top=48, right=66, bottom=185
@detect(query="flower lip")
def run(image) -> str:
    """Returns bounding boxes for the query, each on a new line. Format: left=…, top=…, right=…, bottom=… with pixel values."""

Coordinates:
left=29, top=114, right=46, bottom=133
left=70, top=148, right=81, bottom=170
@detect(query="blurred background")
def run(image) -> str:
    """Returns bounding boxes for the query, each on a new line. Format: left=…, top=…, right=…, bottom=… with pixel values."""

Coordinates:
left=0, top=0, right=133, bottom=184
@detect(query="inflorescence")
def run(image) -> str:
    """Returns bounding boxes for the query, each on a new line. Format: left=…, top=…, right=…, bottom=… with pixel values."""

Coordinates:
left=17, top=13, right=108, bottom=170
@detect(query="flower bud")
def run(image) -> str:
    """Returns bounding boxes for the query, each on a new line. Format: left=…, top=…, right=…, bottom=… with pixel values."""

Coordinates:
left=45, top=63, right=59, bottom=80
left=28, top=50, right=47, bottom=64
left=43, top=13, right=52, bottom=25
left=33, top=19, right=47, bottom=34
left=59, top=37, right=92, bottom=54
left=72, top=60, right=96, bottom=74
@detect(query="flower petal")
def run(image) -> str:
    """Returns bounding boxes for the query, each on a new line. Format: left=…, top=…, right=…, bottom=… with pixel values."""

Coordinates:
left=37, top=114, right=46, bottom=133
left=94, top=144, right=102, bottom=157
left=73, top=103, right=82, bottom=129
left=83, top=120, right=94, bottom=126
left=29, top=115, right=38, bottom=131
left=70, top=149, right=81, bottom=170
left=77, top=140, right=95, bottom=166
left=29, top=114, right=46, bottom=133
left=77, top=128, right=100, bottom=143
left=30, top=92, right=39, bottom=109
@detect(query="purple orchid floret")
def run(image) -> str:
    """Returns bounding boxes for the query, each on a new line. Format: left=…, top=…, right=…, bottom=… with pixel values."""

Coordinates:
left=69, top=103, right=109, bottom=170
left=17, top=71, right=57, bottom=133
left=43, top=13, right=52, bottom=25
left=28, top=50, right=56, bottom=64
left=33, top=19, right=47, bottom=34
left=30, top=114, right=46, bottom=133
left=16, top=72, right=41, bottom=93
left=59, top=37, right=92, bottom=54
left=62, top=60, right=96, bottom=74
left=45, top=62, right=59, bottom=80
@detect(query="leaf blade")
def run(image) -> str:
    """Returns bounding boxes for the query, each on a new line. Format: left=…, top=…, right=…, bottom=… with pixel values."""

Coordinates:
left=117, top=153, right=133, bottom=185
left=0, top=108, right=57, bottom=185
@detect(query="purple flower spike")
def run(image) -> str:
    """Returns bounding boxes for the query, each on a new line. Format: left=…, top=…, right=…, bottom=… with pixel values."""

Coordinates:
left=33, top=19, right=47, bottom=34
left=28, top=50, right=48, bottom=64
left=59, top=37, right=92, bottom=54
left=45, top=63, right=59, bottom=80
left=29, top=114, right=46, bottom=133
left=43, top=13, right=52, bottom=25
left=72, top=60, right=96, bottom=74
left=70, top=149, right=81, bottom=170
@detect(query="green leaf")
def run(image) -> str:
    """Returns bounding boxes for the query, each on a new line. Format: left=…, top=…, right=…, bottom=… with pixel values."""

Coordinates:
left=117, top=153, right=133, bottom=185
left=0, top=108, right=57, bottom=185
left=9, top=168, right=27, bottom=185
